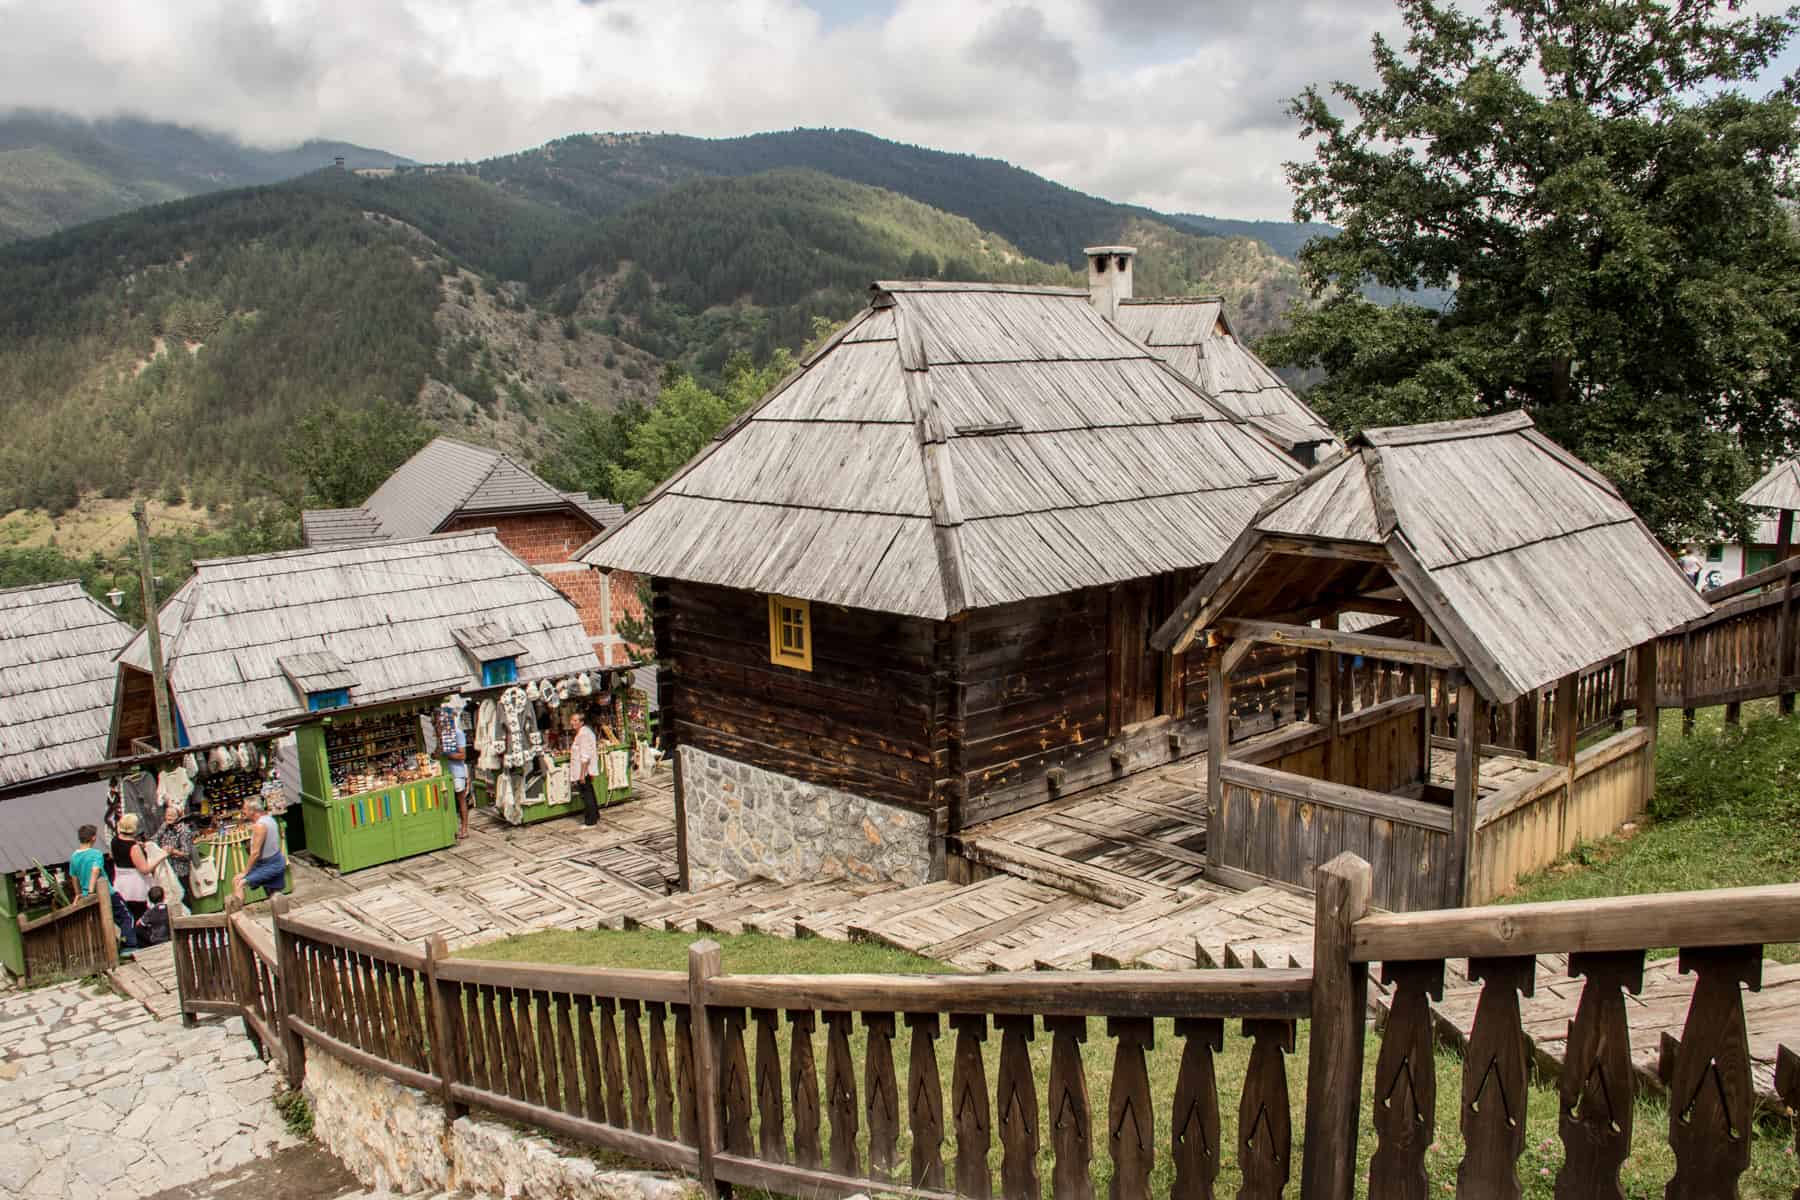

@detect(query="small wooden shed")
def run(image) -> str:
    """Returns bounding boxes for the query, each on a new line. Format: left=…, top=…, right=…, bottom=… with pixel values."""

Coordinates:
left=580, top=279, right=1310, bottom=888
left=1152, top=411, right=1710, bottom=909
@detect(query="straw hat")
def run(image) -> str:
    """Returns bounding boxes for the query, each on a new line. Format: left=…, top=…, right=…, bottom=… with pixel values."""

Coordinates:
left=118, top=813, right=140, bottom=835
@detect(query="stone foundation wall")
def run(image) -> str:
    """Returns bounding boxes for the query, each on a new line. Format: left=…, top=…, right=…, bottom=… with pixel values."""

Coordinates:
left=305, top=1050, right=696, bottom=1199
left=680, top=744, right=933, bottom=888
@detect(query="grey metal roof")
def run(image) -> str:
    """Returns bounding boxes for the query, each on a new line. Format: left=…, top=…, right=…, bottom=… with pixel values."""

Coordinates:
left=1113, top=298, right=1339, bottom=453
left=0, top=775, right=110, bottom=876
left=1166, top=411, right=1709, bottom=702
left=579, top=282, right=1300, bottom=619
left=301, top=437, right=615, bottom=546
left=116, top=530, right=600, bottom=745
left=0, top=581, right=135, bottom=790
left=1741, top=457, right=1800, bottom=512
left=563, top=493, right=625, bottom=527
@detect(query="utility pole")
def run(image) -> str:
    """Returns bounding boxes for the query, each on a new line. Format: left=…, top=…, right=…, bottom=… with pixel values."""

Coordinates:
left=133, top=500, right=175, bottom=750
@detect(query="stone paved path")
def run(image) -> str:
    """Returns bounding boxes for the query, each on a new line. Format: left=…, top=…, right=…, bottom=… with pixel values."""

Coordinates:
left=0, top=981, right=301, bottom=1199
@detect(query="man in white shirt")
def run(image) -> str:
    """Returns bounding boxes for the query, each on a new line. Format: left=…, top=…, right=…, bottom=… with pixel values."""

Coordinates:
left=568, top=709, right=601, bottom=827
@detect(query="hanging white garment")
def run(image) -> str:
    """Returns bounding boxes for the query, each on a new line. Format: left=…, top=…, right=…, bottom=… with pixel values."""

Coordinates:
left=155, top=766, right=192, bottom=811
left=603, top=748, right=630, bottom=793
left=144, top=846, right=190, bottom=919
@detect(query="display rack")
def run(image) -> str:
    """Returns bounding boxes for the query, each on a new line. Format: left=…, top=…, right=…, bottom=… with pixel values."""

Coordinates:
left=188, top=822, right=291, bottom=914
left=296, top=700, right=456, bottom=873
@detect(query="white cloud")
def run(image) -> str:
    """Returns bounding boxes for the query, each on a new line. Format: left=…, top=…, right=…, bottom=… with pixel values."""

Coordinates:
left=0, top=0, right=1408, bottom=219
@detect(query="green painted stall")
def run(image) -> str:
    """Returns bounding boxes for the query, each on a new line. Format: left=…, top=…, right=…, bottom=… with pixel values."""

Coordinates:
left=295, top=700, right=457, bottom=873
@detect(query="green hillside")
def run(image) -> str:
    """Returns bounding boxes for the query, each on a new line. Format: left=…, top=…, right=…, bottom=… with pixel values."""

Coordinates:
left=0, top=110, right=403, bottom=242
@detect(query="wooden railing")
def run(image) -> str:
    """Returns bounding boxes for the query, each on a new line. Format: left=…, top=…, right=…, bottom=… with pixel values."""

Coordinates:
left=16, top=883, right=117, bottom=981
left=172, top=864, right=1800, bottom=1200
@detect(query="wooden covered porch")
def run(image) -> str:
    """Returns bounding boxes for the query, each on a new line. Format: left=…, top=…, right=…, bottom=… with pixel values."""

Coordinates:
left=1152, top=412, right=1709, bottom=910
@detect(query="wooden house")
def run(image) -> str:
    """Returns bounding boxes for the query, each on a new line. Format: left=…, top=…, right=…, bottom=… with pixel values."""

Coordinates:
left=1111, top=296, right=1339, bottom=462
left=579, top=264, right=1312, bottom=889
left=0, top=581, right=134, bottom=975
left=1151, top=411, right=1710, bottom=909
left=302, top=436, right=641, bottom=666
left=110, top=529, right=600, bottom=753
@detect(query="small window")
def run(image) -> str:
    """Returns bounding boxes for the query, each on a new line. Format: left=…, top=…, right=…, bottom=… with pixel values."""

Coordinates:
left=1705, top=544, right=1724, bottom=562
left=308, top=688, right=350, bottom=712
left=481, top=657, right=518, bottom=686
left=768, top=595, right=813, bottom=671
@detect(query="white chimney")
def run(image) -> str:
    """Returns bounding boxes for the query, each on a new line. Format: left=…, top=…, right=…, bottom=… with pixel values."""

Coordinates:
left=1084, top=245, right=1136, bottom=321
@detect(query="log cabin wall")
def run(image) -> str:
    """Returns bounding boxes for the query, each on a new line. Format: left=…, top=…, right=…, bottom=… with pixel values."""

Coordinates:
left=954, top=578, right=1300, bottom=829
left=658, top=581, right=946, bottom=888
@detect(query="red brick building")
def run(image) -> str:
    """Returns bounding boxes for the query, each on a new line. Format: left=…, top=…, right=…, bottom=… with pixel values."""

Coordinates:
left=303, top=438, right=643, bottom=666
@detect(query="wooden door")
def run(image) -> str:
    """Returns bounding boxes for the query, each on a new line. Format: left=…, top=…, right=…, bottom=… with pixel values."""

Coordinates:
left=1109, top=580, right=1181, bottom=732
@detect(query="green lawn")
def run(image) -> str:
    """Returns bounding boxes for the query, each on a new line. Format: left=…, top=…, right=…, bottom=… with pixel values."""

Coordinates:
left=1506, top=700, right=1800, bottom=961
left=458, top=925, right=1800, bottom=1198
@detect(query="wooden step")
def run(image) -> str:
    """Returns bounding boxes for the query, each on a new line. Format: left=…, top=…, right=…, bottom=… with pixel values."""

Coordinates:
left=955, top=837, right=1169, bottom=908
left=706, top=880, right=899, bottom=937
left=985, top=892, right=1204, bottom=972
left=796, top=880, right=964, bottom=940
left=850, top=877, right=1063, bottom=958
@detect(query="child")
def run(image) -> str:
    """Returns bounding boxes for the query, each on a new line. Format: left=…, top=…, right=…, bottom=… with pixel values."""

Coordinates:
left=135, top=885, right=171, bottom=947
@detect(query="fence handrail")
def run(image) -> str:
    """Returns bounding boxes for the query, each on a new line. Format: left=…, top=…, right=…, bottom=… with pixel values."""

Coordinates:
left=1350, top=878, right=1800, bottom=962
left=16, top=888, right=100, bottom=934
left=434, top=956, right=687, bottom=1002
left=703, top=966, right=1312, bottom=1019
left=1701, top=552, right=1800, bottom=605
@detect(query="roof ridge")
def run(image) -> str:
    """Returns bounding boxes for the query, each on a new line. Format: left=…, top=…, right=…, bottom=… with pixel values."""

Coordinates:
left=1360, top=409, right=1533, bottom=446
left=0, top=578, right=86, bottom=600
left=1119, top=295, right=1225, bottom=306
left=874, top=281, right=1088, bottom=297
left=191, top=527, right=503, bottom=571
left=893, top=300, right=967, bottom=617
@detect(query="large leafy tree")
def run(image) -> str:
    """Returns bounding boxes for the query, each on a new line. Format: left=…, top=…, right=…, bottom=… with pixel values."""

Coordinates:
left=1265, top=0, right=1800, bottom=540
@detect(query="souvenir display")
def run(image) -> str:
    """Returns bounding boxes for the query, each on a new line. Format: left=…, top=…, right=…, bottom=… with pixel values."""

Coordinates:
left=296, top=698, right=458, bottom=873
left=472, top=672, right=643, bottom=826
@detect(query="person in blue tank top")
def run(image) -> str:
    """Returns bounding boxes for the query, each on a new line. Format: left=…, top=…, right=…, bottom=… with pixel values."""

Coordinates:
left=232, top=797, right=287, bottom=903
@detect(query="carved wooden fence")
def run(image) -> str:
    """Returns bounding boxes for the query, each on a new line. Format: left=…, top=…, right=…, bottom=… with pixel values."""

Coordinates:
left=172, top=865, right=1800, bottom=1200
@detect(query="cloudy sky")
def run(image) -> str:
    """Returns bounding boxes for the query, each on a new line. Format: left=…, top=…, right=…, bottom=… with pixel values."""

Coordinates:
left=2, top=0, right=1796, bottom=220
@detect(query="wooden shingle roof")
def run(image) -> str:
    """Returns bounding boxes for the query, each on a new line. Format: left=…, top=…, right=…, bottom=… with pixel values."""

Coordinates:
left=117, top=530, right=599, bottom=745
left=1741, top=457, right=1800, bottom=512
left=302, top=437, right=617, bottom=547
left=1155, top=411, right=1710, bottom=702
left=1112, top=298, right=1339, bottom=454
left=579, top=282, right=1300, bottom=619
left=0, top=581, right=134, bottom=790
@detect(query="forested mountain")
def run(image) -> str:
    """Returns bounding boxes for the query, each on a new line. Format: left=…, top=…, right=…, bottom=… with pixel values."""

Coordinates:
left=0, top=110, right=403, bottom=242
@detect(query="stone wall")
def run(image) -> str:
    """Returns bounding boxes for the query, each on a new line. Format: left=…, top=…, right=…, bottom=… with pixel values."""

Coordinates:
left=305, top=1050, right=697, bottom=1200
left=680, top=744, right=934, bottom=888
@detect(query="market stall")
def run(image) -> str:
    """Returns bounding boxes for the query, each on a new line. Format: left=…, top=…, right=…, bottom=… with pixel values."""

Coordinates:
left=292, top=697, right=458, bottom=872
left=472, top=670, right=648, bottom=825
left=105, top=735, right=293, bottom=916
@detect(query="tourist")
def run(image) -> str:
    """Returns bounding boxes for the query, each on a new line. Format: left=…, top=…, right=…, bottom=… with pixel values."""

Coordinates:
left=568, top=708, right=601, bottom=827
left=111, top=813, right=154, bottom=921
left=232, top=797, right=287, bottom=903
left=72, top=823, right=138, bottom=951
left=443, top=706, right=471, bottom=839
left=135, top=885, right=171, bottom=946
left=156, top=801, right=194, bottom=898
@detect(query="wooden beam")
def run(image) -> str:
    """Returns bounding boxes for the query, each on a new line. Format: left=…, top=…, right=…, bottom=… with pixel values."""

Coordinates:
left=1217, top=760, right=1452, bottom=832
left=1349, top=879, right=1800, bottom=963
left=1452, top=678, right=1480, bottom=906
left=1208, top=648, right=1229, bottom=874
left=1212, top=618, right=1462, bottom=670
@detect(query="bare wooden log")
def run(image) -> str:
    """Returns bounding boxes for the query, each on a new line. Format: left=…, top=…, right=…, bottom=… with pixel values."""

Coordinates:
left=1368, top=960, right=1444, bottom=1200
left=1664, top=945, right=1761, bottom=1200
left=906, top=1013, right=946, bottom=1191
left=1457, top=957, right=1536, bottom=1200
left=864, top=1012, right=900, bottom=1178
left=1107, top=1016, right=1154, bottom=1200
left=1300, top=853, right=1372, bottom=1200
left=1554, top=952, right=1644, bottom=1200
left=995, top=1015, right=1040, bottom=1200
left=1237, top=1019, right=1293, bottom=1200
left=1170, top=1018, right=1221, bottom=1200
left=752, top=1008, right=786, bottom=1164
left=953, top=1014, right=993, bottom=1200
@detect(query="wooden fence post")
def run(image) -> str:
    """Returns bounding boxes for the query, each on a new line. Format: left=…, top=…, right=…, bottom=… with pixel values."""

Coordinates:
left=423, top=933, right=465, bottom=1122
left=1636, top=641, right=1659, bottom=805
left=1779, top=573, right=1795, bottom=717
left=1300, top=853, right=1373, bottom=1200
left=1681, top=629, right=1696, bottom=737
left=1553, top=672, right=1578, bottom=765
left=268, top=895, right=306, bottom=1088
left=1208, top=646, right=1230, bottom=873
left=688, top=939, right=726, bottom=1199
left=222, top=897, right=262, bottom=1060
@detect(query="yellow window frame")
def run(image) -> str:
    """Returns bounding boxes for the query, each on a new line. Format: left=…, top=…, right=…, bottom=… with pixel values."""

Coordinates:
left=768, top=594, right=813, bottom=671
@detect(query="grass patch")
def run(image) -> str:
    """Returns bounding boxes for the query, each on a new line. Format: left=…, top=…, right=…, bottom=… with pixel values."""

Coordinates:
left=452, top=927, right=1799, bottom=1197
left=273, top=1084, right=314, bottom=1139
left=1506, top=701, right=1800, bottom=961
left=457, top=926, right=952, bottom=974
